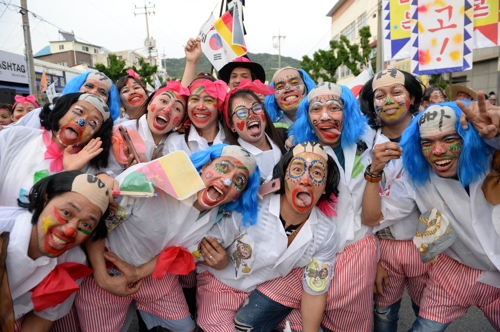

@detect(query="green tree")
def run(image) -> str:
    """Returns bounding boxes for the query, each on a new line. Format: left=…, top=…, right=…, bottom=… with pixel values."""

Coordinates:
left=94, top=54, right=127, bottom=82
left=300, top=26, right=373, bottom=82
left=131, top=58, right=158, bottom=86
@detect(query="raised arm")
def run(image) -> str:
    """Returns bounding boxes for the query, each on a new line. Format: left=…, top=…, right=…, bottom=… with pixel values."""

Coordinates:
left=181, top=37, right=202, bottom=87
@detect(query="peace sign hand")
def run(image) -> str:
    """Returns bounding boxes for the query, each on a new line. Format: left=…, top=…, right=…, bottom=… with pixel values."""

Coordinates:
left=457, top=90, right=500, bottom=139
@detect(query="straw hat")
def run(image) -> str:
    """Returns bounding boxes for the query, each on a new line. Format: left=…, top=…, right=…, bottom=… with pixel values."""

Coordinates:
left=445, top=84, right=477, bottom=101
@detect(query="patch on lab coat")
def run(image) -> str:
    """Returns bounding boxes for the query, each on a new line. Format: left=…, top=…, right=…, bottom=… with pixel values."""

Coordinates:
left=304, top=258, right=332, bottom=292
left=105, top=206, right=127, bottom=232
left=229, top=233, right=255, bottom=278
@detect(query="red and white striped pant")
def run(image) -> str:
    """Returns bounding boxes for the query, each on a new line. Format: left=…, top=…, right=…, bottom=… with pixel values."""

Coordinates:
left=257, top=235, right=378, bottom=332
left=14, top=302, right=81, bottom=332
left=375, top=239, right=431, bottom=307
left=419, top=254, right=500, bottom=330
left=75, top=274, right=189, bottom=332
left=179, top=270, right=197, bottom=288
left=196, top=270, right=251, bottom=332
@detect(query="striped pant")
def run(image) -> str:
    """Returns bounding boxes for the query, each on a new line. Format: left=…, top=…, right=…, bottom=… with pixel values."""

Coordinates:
left=418, top=254, right=500, bottom=330
left=196, top=270, right=251, bottom=332
left=375, top=239, right=431, bottom=307
left=14, top=301, right=82, bottom=332
left=75, top=274, right=190, bottom=332
left=257, top=235, right=378, bottom=332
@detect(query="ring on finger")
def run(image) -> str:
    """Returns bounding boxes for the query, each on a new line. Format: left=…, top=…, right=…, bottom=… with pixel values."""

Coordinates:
left=209, top=255, right=213, bottom=259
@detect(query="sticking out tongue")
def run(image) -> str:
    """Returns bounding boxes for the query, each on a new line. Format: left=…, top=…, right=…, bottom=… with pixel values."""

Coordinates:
left=65, top=128, right=78, bottom=140
left=323, top=128, right=341, bottom=135
left=248, top=123, right=260, bottom=135
left=207, top=186, right=222, bottom=201
left=297, top=192, right=312, bottom=206
left=59, top=123, right=83, bottom=146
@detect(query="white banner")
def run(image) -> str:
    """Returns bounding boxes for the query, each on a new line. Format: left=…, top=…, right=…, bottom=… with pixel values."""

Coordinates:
left=0, top=50, right=28, bottom=84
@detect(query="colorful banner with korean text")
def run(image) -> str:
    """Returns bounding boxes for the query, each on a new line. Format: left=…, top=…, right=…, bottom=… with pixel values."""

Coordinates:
left=411, top=0, right=474, bottom=74
left=383, top=0, right=412, bottom=61
left=474, top=0, right=500, bottom=48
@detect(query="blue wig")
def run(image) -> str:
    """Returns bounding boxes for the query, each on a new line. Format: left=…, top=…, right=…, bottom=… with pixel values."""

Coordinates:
left=62, top=72, right=121, bottom=121
left=400, top=102, right=491, bottom=187
left=189, top=144, right=261, bottom=227
left=265, top=68, right=317, bottom=122
left=289, top=84, right=368, bottom=149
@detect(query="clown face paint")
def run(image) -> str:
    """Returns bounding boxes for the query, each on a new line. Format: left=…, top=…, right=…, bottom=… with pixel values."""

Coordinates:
left=420, top=130, right=462, bottom=178
left=230, top=95, right=268, bottom=145
left=80, top=79, right=110, bottom=103
left=11, top=103, right=35, bottom=123
left=33, top=191, right=101, bottom=259
left=429, top=90, right=445, bottom=104
left=308, top=94, right=344, bottom=148
left=147, top=90, right=186, bottom=139
left=283, top=152, right=327, bottom=214
left=120, top=78, right=147, bottom=112
left=56, top=100, right=104, bottom=146
left=274, top=69, right=306, bottom=113
left=187, top=89, right=218, bottom=130
left=196, top=156, right=250, bottom=210
left=373, top=83, right=413, bottom=125
left=0, top=108, right=12, bottom=126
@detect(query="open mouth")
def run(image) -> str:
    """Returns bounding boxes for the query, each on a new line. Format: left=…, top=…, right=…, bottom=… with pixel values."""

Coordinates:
left=433, top=158, right=453, bottom=171
left=58, top=123, right=84, bottom=146
left=200, top=183, right=226, bottom=207
left=246, top=117, right=262, bottom=138
left=291, top=188, right=314, bottom=212
left=153, top=111, right=170, bottom=131
left=128, top=94, right=144, bottom=105
left=280, top=93, right=302, bottom=107
left=191, top=110, right=212, bottom=124
left=45, top=229, right=75, bottom=254
left=317, top=121, right=341, bottom=140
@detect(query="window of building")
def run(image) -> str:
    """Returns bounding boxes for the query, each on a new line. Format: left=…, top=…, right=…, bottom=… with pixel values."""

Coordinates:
left=82, top=46, right=89, bottom=52
left=357, top=12, right=367, bottom=31
left=370, top=47, right=377, bottom=59
left=341, top=21, right=356, bottom=42
left=58, top=62, right=68, bottom=67
left=94, top=49, right=98, bottom=54
left=58, top=45, right=64, bottom=50
left=340, top=65, right=352, bottom=78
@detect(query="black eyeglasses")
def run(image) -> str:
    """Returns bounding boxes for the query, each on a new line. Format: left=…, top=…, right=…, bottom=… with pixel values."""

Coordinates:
left=231, top=104, right=264, bottom=119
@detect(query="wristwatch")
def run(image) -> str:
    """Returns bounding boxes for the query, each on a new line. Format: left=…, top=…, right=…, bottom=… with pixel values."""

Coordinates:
left=364, top=164, right=383, bottom=183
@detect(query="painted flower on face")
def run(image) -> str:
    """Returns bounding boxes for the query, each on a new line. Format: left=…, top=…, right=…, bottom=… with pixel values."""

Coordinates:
left=36, top=192, right=101, bottom=258
left=421, top=130, right=462, bottom=178
left=283, top=152, right=327, bottom=213
left=56, top=100, right=104, bottom=146
left=373, top=84, right=413, bottom=125
left=274, top=69, right=306, bottom=112
left=187, top=88, right=218, bottom=130
left=308, top=94, right=344, bottom=148
left=147, top=90, right=186, bottom=137
left=197, top=156, right=249, bottom=210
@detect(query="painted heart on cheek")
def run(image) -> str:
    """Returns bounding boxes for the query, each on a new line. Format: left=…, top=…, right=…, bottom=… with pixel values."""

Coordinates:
left=150, top=104, right=156, bottom=112
left=236, top=121, right=245, bottom=131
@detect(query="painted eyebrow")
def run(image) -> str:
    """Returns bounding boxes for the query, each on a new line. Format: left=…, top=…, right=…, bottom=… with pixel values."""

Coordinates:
left=310, top=101, right=323, bottom=107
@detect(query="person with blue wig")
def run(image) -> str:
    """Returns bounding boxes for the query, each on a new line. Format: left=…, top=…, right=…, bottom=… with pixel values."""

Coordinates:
left=364, top=102, right=500, bottom=331
left=75, top=144, right=260, bottom=332
left=196, top=141, right=340, bottom=331
left=359, top=68, right=429, bottom=332
left=264, top=67, right=316, bottom=129
left=247, top=82, right=377, bottom=331
left=15, top=71, right=121, bottom=128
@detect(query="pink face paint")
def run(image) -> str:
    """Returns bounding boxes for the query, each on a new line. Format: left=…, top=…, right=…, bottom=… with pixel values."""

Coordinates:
left=405, top=100, right=410, bottom=109
left=172, top=116, right=181, bottom=126
left=260, top=113, right=266, bottom=122
left=150, top=104, right=156, bottom=112
left=65, top=227, right=76, bottom=237
left=236, top=121, right=245, bottom=131
left=14, top=114, right=22, bottom=120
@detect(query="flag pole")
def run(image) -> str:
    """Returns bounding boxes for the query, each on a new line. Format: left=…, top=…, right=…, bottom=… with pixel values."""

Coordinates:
left=211, top=0, right=226, bottom=76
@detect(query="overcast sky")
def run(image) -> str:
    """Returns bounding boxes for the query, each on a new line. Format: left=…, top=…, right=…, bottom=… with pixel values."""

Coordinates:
left=0, top=0, right=335, bottom=62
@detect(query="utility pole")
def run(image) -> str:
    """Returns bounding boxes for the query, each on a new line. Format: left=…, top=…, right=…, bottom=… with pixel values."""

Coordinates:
left=376, top=0, right=383, bottom=72
left=20, top=0, right=36, bottom=96
left=273, top=32, right=286, bottom=69
left=135, top=1, right=156, bottom=65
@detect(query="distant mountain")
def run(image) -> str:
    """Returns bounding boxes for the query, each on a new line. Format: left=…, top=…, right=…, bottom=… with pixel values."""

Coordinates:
left=162, top=52, right=301, bottom=82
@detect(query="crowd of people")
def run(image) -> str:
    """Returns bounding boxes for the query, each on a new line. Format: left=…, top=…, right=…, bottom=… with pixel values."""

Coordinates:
left=0, top=37, right=499, bottom=332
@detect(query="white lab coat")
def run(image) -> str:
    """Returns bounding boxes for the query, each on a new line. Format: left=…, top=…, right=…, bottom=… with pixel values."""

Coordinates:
left=197, top=194, right=338, bottom=295
left=322, top=126, right=375, bottom=251
left=165, top=121, right=226, bottom=156
left=237, top=135, right=282, bottom=183
left=0, top=208, right=86, bottom=321
left=371, top=128, right=421, bottom=240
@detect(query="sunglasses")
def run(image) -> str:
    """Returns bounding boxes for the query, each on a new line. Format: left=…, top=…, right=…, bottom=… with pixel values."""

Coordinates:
left=231, top=104, right=264, bottom=120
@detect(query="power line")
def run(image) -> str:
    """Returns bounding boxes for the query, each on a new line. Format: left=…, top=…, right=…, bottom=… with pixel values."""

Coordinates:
left=0, top=0, right=12, bottom=19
